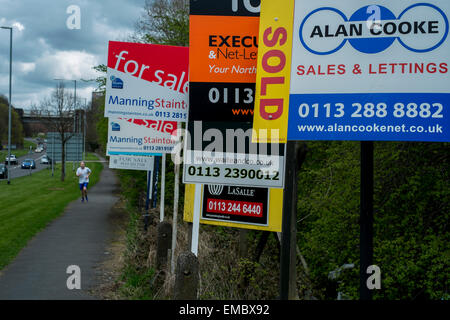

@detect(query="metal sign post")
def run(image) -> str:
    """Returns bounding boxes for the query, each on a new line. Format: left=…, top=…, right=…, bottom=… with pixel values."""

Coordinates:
left=152, top=156, right=160, bottom=209
left=51, top=135, right=54, bottom=177
left=160, top=154, right=166, bottom=222
left=144, top=169, right=152, bottom=231
left=191, top=184, right=202, bottom=256
left=171, top=161, right=180, bottom=273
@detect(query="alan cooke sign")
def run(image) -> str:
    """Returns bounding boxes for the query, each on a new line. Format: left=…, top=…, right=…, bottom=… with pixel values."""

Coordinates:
left=105, top=41, right=189, bottom=121
left=107, top=117, right=177, bottom=156
left=288, top=0, right=450, bottom=142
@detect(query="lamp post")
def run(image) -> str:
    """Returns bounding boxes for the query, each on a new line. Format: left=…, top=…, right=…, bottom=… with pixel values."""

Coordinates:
left=1, top=26, right=12, bottom=185
left=83, top=98, right=87, bottom=161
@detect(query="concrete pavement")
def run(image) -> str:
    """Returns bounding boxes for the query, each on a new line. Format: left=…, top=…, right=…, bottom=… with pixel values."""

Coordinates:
left=0, top=160, right=120, bottom=300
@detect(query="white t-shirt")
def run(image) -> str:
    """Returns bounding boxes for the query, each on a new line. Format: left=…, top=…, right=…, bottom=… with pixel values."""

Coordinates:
left=77, top=167, right=91, bottom=184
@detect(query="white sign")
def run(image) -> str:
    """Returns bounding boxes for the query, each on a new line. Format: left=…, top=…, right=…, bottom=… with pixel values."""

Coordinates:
left=182, top=122, right=285, bottom=188
left=107, top=117, right=177, bottom=156
left=287, top=0, right=450, bottom=142
left=109, top=155, right=155, bottom=171
left=183, top=150, right=284, bottom=188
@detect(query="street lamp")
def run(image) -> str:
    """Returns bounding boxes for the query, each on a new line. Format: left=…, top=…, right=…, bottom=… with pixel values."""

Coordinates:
left=1, top=26, right=13, bottom=185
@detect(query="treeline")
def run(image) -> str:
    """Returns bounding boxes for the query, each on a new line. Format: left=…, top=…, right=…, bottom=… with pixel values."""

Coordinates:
left=0, top=95, right=24, bottom=148
left=297, top=141, right=449, bottom=299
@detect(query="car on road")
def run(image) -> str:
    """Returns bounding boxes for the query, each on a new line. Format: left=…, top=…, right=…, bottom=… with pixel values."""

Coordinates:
left=35, top=146, right=44, bottom=153
left=21, top=159, right=36, bottom=169
left=40, top=155, right=52, bottom=165
left=5, top=154, right=18, bottom=165
left=0, top=164, right=7, bottom=179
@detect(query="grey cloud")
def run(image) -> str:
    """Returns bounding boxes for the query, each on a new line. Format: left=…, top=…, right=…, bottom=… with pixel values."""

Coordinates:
left=0, top=0, right=144, bottom=108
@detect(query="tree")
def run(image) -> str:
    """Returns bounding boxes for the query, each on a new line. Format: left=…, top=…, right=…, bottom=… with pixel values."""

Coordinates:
left=0, top=94, right=24, bottom=148
left=132, top=0, right=189, bottom=46
left=40, top=83, right=76, bottom=181
left=296, top=141, right=449, bottom=300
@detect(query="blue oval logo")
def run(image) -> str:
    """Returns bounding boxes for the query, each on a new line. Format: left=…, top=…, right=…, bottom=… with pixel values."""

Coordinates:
left=299, top=3, right=449, bottom=55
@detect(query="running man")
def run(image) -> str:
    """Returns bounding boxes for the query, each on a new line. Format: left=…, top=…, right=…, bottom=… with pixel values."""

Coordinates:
left=76, top=161, right=91, bottom=202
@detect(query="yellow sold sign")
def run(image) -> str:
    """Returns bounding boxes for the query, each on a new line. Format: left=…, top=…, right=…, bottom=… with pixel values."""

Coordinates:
left=252, top=0, right=295, bottom=143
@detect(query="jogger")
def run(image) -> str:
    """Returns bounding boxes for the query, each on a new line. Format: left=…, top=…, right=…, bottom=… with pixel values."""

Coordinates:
left=76, top=161, right=92, bottom=202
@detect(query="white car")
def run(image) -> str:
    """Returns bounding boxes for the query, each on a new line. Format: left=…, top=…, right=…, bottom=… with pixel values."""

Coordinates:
left=5, top=154, right=17, bottom=165
left=40, top=155, right=51, bottom=164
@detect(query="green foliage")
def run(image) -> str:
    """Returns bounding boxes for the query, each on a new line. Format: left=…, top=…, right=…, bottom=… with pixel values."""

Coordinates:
left=114, top=196, right=156, bottom=300
left=93, top=94, right=108, bottom=154
left=0, top=95, right=24, bottom=147
left=133, top=0, right=189, bottom=46
left=91, top=64, right=107, bottom=92
left=297, top=141, right=449, bottom=300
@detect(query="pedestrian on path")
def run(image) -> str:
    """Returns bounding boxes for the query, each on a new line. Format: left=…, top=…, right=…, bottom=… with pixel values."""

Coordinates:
left=76, top=161, right=91, bottom=202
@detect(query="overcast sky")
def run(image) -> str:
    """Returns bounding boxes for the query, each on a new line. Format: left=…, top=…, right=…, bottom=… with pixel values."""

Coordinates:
left=0, top=0, right=144, bottom=110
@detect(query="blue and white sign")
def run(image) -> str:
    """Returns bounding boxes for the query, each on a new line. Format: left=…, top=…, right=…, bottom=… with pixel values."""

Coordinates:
left=107, top=117, right=178, bottom=156
left=288, top=0, right=450, bottom=142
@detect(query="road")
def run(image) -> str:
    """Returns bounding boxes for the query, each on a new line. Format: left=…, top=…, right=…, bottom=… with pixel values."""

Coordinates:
left=2, top=138, right=50, bottom=180
left=6, top=151, right=49, bottom=180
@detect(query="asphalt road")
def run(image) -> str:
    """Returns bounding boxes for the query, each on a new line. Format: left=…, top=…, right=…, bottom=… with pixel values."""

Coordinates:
left=5, top=150, right=50, bottom=180
left=2, top=139, right=53, bottom=181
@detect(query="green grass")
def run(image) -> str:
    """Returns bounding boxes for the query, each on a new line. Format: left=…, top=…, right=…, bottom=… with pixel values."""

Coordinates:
left=83, top=152, right=100, bottom=161
left=0, top=161, right=103, bottom=270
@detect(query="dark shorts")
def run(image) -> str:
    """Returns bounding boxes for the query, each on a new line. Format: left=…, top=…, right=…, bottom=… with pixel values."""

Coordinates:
left=79, top=182, right=89, bottom=190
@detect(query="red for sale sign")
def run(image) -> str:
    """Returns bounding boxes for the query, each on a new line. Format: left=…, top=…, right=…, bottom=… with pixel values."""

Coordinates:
left=105, top=41, right=189, bottom=122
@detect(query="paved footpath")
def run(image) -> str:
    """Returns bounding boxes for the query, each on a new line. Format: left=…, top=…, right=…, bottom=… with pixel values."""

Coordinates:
left=0, top=161, right=119, bottom=300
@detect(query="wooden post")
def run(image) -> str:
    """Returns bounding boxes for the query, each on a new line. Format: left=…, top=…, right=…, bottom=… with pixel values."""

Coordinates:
left=156, top=221, right=172, bottom=271
left=238, top=229, right=249, bottom=258
left=173, top=251, right=199, bottom=300
left=280, top=142, right=307, bottom=300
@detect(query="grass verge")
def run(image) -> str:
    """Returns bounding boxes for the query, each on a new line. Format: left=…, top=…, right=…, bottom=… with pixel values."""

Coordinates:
left=0, top=140, right=37, bottom=160
left=117, top=206, right=156, bottom=300
left=84, top=152, right=100, bottom=161
left=0, top=161, right=103, bottom=270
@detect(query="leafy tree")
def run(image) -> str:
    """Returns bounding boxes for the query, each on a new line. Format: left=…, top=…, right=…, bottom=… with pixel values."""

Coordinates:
left=132, top=0, right=189, bottom=46
left=296, top=141, right=449, bottom=300
left=39, top=83, right=76, bottom=181
left=0, top=94, right=24, bottom=148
